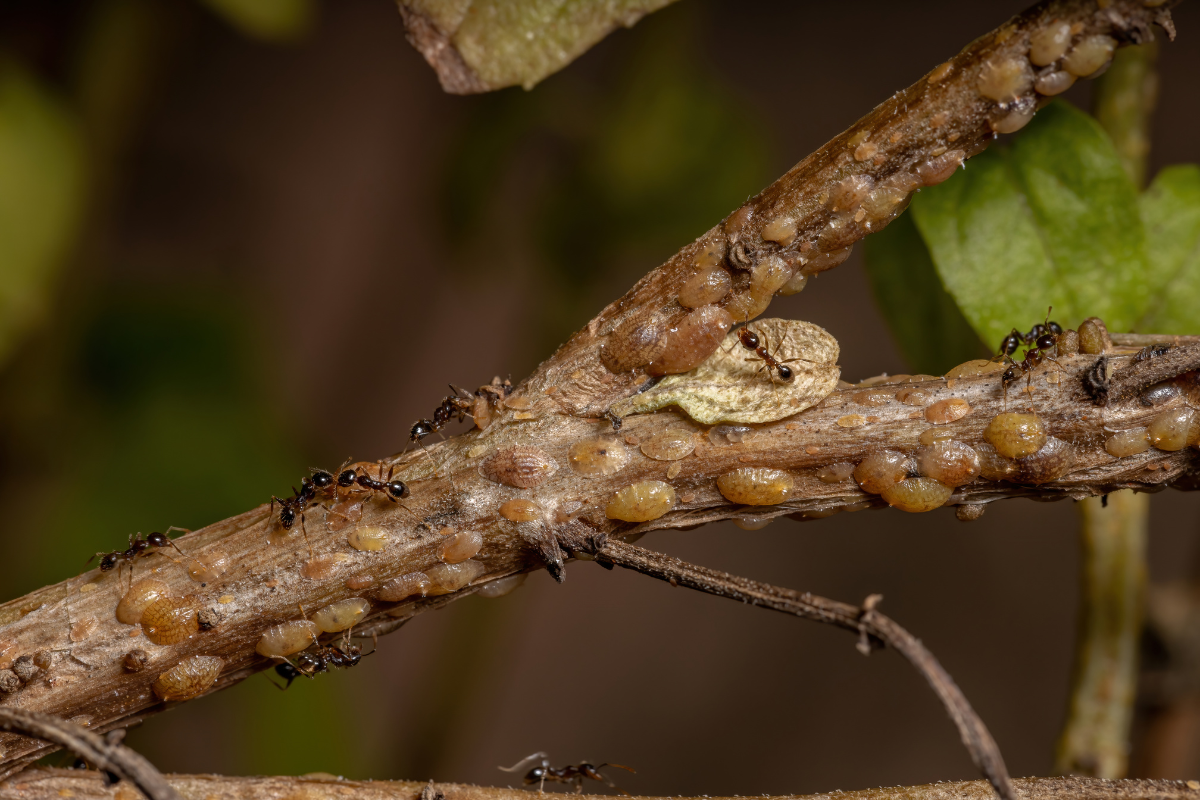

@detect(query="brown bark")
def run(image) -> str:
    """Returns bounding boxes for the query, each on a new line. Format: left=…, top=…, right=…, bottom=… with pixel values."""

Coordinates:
left=1, top=771, right=1198, bottom=800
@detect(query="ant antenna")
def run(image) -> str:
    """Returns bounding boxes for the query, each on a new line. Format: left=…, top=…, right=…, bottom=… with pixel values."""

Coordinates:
left=499, top=752, right=549, bottom=773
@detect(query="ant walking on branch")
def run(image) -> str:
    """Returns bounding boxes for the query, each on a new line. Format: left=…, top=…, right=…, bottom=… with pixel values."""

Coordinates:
left=997, top=308, right=1066, bottom=409
left=500, top=752, right=635, bottom=795
left=88, top=528, right=189, bottom=586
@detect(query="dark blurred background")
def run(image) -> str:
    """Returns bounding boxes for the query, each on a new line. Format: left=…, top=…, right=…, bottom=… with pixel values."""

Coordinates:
left=0, top=0, right=1198, bottom=793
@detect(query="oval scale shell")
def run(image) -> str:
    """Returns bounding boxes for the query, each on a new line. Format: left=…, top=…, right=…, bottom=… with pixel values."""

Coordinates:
left=568, top=437, right=629, bottom=477
left=716, top=468, right=794, bottom=506
left=606, top=481, right=677, bottom=522
left=641, top=429, right=696, bottom=461
left=312, top=598, right=370, bottom=633
left=116, top=579, right=172, bottom=626
left=480, top=446, right=559, bottom=489
left=376, top=572, right=432, bottom=602
left=152, top=655, right=223, bottom=702
left=141, top=597, right=201, bottom=646
left=256, top=620, right=319, bottom=658
left=439, top=529, right=484, bottom=563
left=425, top=560, right=487, bottom=596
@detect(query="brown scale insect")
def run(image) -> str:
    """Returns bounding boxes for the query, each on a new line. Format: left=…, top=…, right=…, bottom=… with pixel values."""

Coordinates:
left=500, top=752, right=635, bottom=795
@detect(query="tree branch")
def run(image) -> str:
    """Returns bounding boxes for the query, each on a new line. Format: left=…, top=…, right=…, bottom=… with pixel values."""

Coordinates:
left=1, top=771, right=1198, bottom=800
left=0, top=0, right=1184, bottom=785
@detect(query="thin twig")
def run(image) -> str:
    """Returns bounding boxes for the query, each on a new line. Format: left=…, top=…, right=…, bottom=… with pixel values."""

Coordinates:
left=0, top=708, right=179, bottom=800
left=596, top=541, right=1017, bottom=800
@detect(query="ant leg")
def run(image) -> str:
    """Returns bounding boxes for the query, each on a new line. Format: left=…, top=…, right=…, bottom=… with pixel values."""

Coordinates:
left=299, top=513, right=314, bottom=558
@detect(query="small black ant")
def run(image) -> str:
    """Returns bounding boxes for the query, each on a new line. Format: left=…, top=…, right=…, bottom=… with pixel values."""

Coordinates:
left=410, top=387, right=475, bottom=448
left=500, top=753, right=635, bottom=795
left=268, top=477, right=326, bottom=555
left=998, top=309, right=1066, bottom=407
left=271, top=631, right=375, bottom=689
left=88, top=528, right=188, bottom=581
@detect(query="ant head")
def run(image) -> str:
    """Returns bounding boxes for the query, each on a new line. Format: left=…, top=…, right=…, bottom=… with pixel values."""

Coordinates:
left=279, top=506, right=297, bottom=529
left=99, top=553, right=118, bottom=571
left=1047, top=321, right=1063, bottom=335
left=147, top=532, right=171, bottom=549
left=525, top=768, right=546, bottom=784
left=1002, top=365, right=1022, bottom=386
left=777, top=365, right=794, bottom=381
left=1036, top=333, right=1056, bottom=350
left=337, top=469, right=357, bottom=488
left=411, top=420, right=435, bottom=441
left=386, top=480, right=410, bottom=499
left=311, top=471, right=335, bottom=490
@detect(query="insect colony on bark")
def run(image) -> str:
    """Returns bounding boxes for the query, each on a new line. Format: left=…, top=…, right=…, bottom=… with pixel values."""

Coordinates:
left=3, top=6, right=1175, bottom=785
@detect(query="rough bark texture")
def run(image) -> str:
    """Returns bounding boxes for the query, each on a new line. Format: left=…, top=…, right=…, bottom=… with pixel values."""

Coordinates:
left=2, top=772, right=1199, bottom=800
left=0, top=0, right=1183, bottom=785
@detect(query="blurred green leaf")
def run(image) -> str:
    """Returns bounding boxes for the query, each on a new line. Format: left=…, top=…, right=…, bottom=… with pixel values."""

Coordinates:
left=0, top=60, right=86, bottom=368
left=407, top=0, right=679, bottom=91
left=200, top=0, right=315, bottom=41
left=862, top=212, right=985, bottom=374
left=1138, top=165, right=1200, bottom=333
left=910, top=101, right=1148, bottom=347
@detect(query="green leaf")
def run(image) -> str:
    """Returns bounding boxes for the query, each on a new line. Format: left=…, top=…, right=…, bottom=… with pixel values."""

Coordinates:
left=1137, top=165, right=1200, bottom=333
left=862, top=211, right=985, bottom=374
left=0, top=60, right=86, bottom=367
left=910, top=101, right=1148, bottom=348
left=408, top=0, right=680, bottom=91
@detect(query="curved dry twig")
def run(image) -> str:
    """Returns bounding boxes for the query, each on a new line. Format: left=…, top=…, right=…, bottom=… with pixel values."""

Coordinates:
left=597, top=541, right=1015, bottom=800
left=0, top=708, right=179, bottom=800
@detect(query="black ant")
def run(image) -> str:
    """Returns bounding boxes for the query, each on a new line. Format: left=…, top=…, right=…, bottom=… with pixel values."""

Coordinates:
left=734, top=326, right=816, bottom=385
left=500, top=752, right=635, bottom=795
left=410, top=387, right=475, bottom=448
left=268, top=476, right=328, bottom=555
left=998, top=309, right=1066, bottom=407
left=271, top=627, right=376, bottom=689
left=88, top=528, right=188, bottom=583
